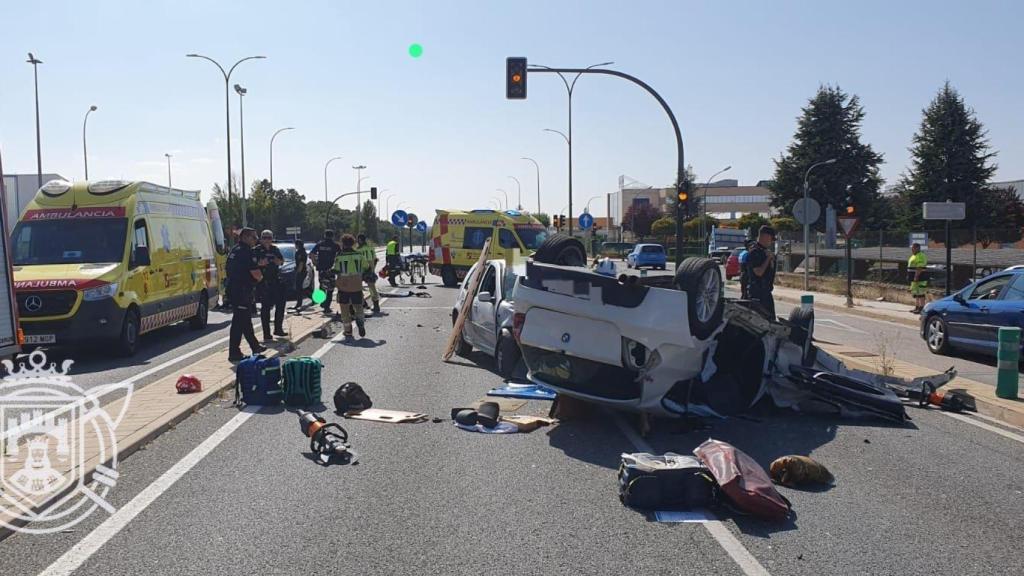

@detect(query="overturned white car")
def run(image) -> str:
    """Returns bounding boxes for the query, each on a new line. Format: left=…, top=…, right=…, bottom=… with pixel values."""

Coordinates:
left=512, top=237, right=955, bottom=421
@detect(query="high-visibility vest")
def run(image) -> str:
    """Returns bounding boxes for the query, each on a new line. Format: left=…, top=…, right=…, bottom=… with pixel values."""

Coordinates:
left=386, top=240, right=398, bottom=255
left=357, top=244, right=375, bottom=271
left=332, top=251, right=365, bottom=277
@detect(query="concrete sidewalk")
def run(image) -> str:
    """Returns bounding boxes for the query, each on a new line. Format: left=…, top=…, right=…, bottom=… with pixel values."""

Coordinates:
left=767, top=282, right=922, bottom=327
left=0, top=308, right=331, bottom=537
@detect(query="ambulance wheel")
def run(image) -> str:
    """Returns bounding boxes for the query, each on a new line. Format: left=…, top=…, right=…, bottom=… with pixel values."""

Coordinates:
left=441, top=266, right=458, bottom=288
left=118, top=308, right=140, bottom=357
left=674, top=257, right=724, bottom=340
left=534, top=234, right=587, bottom=267
left=189, top=292, right=209, bottom=330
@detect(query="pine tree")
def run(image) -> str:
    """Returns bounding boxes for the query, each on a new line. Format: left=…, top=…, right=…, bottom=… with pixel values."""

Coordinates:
left=897, top=82, right=1019, bottom=240
left=770, top=85, right=884, bottom=230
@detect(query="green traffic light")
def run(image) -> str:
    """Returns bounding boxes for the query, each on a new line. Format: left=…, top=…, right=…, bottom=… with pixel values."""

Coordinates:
left=408, top=43, right=423, bottom=58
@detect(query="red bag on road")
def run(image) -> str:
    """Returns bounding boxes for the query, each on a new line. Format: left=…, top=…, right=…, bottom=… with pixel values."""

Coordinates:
left=694, top=439, right=791, bottom=522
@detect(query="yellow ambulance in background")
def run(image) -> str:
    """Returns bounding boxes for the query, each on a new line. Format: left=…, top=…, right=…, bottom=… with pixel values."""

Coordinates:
left=11, top=180, right=223, bottom=356
left=429, top=209, right=547, bottom=287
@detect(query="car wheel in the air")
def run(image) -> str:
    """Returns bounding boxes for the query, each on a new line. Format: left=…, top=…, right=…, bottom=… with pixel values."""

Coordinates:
left=674, top=257, right=724, bottom=340
left=533, top=234, right=587, bottom=267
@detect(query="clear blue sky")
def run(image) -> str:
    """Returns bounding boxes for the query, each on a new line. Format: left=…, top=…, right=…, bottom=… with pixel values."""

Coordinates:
left=1, top=0, right=1021, bottom=222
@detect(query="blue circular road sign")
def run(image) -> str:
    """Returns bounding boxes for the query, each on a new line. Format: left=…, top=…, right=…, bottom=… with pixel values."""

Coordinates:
left=391, top=210, right=408, bottom=227
left=416, top=220, right=427, bottom=232
left=578, top=212, right=594, bottom=230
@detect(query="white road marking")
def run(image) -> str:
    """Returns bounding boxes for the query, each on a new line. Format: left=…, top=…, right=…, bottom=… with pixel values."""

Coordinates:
left=815, top=318, right=866, bottom=334
left=381, top=306, right=449, bottom=310
left=35, top=308, right=359, bottom=576
left=941, top=411, right=1024, bottom=445
left=611, top=413, right=771, bottom=576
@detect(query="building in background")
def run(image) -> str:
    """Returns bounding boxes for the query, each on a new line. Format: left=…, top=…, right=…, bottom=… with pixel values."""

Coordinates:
left=2, top=174, right=65, bottom=234
left=992, top=180, right=1024, bottom=200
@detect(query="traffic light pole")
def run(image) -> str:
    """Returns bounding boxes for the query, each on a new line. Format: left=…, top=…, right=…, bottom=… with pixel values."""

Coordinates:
left=528, top=66, right=684, bottom=265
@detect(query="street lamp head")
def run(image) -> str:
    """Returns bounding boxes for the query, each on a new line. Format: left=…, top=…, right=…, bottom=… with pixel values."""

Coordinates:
left=723, top=165, right=732, bottom=171
left=165, top=153, right=172, bottom=158
left=234, top=84, right=246, bottom=95
left=352, top=165, right=366, bottom=170
left=825, top=158, right=837, bottom=164
left=89, top=105, right=98, bottom=112
left=186, top=53, right=200, bottom=58
left=593, top=61, right=614, bottom=67
left=27, top=52, right=42, bottom=64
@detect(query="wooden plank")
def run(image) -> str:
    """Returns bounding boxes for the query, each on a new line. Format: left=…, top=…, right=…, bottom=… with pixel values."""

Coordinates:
left=442, top=238, right=492, bottom=361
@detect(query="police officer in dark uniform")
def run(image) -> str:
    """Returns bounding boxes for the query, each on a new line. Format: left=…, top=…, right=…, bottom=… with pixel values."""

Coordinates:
left=746, top=225, right=777, bottom=319
left=227, top=227, right=267, bottom=362
left=254, top=229, right=287, bottom=341
left=310, top=230, right=341, bottom=315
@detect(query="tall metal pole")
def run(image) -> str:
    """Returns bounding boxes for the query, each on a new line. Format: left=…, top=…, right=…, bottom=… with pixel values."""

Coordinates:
left=82, top=105, right=97, bottom=180
left=186, top=54, right=266, bottom=219
left=385, top=194, right=396, bottom=221
left=27, top=53, right=43, bottom=189
left=353, top=165, right=366, bottom=234
left=324, top=156, right=342, bottom=230
left=509, top=176, right=522, bottom=210
left=521, top=157, right=540, bottom=214
left=234, top=85, right=248, bottom=227
left=699, top=165, right=731, bottom=254
left=164, top=153, right=173, bottom=189
left=269, top=127, right=294, bottom=189
left=496, top=188, right=509, bottom=210
left=801, top=158, right=837, bottom=290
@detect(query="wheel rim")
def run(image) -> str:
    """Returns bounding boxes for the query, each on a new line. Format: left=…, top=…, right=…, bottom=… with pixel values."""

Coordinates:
left=927, top=318, right=945, bottom=350
left=695, top=268, right=721, bottom=323
left=126, top=316, right=138, bottom=346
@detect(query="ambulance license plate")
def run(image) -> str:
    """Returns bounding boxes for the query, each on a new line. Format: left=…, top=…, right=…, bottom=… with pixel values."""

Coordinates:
left=24, top=334, right=56, bottom=344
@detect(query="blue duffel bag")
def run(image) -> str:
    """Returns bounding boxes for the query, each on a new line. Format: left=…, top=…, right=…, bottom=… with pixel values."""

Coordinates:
left=235, top=355, right=283, bottom=406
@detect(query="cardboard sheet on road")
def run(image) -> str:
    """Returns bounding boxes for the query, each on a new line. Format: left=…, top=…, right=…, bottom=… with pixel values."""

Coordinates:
left=473, top=397, right=527, bottom=412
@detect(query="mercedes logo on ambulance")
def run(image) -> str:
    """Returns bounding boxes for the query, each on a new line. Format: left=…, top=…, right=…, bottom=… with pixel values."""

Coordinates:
left=24, top=295, right=43, bottom=313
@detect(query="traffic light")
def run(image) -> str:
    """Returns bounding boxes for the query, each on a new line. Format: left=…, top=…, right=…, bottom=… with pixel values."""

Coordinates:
left=676, top=187, right=690, bottom=218
left=844, top=185, right=855, bottom=215
left=506, top=57, right=527, bottom=100
left=370, top=186, right=378, bottom=200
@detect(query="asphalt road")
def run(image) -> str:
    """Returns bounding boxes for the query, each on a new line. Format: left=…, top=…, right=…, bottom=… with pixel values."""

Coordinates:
left=2, top=273, right=1023, bottom=576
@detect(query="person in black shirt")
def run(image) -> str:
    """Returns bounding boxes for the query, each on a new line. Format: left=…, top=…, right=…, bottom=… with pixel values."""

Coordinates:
left=227, top=227, right=267, bottom=361
left=293, top=239, right=309, bottom=311
left=746, top=225, right=777, bottom=319
left=310, top=230, right=341, bottom=315
left=254, top=230, right=287, bottom=341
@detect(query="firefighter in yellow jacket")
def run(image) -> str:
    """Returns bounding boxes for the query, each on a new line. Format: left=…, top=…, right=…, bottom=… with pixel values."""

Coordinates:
left=332, top=234, right=367, bottom=339
left=356, top=233, right=381, bottom=314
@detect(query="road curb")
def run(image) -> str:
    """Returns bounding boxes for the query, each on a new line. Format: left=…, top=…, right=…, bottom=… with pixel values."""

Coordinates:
left=0, top=313, right=333, bottom=541
left=774, top=292, right=920, bottom=328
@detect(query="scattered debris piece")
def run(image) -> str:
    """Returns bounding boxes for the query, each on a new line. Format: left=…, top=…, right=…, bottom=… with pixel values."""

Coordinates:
left=472, top=397, right=526, bottom=413
left=455, top=421, right=518, bottom=434
left=652, top=510, right=712, bottom=523
left=619, top=452, right=715, bottom=510
left=175, top=374, right=202, bottom=394
left=487, top=383, right=557, bottom=401
left=333, top=382, right=372, bottom=414
left=695, top=439, right=791, bottom=522
left=769, top=455, right=834, bottom=487
left=863, top=439, right=871, bottom=444
left=500, top=414, right=555, bottom=433
left=344, top=409, right=429, bottom=423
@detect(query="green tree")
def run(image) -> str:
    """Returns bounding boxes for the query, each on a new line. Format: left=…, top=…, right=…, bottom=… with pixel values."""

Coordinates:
left=622, top=203, right=661, bottom=241
left=897, top=81, right=1022, bottom=242
left=665, top=165, right=699, bottom=216
left=533, top=213, right=551, bottom=228
left=770, top=85, right=884, bottom=230
left=736, top=212, right=770, bottom=237
left=651, top=216, right=676, bottom=237
left=359, top=200, right=379, bottom=241
left=770, top=216, right=799, bottom=232
left=682, top=215, right=719, bottom=239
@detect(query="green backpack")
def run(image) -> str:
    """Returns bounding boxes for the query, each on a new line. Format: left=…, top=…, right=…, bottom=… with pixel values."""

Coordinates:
left=281, top=357, right=323, bottom=406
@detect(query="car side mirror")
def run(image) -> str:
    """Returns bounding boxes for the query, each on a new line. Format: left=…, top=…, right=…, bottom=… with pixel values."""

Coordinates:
left=133, top=246, right=150, bottom=267
left=953, top=293, right=966, bottom=306
left=477, top=291, right=494, bottom=303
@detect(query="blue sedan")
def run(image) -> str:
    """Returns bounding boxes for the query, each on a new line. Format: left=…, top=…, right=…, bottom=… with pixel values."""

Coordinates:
left=626, top=243, right=667, bottom=270
left=921, top=269, right=1024, bottom=356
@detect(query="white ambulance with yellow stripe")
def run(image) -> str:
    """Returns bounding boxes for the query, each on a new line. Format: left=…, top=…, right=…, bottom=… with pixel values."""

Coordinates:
left=429, top=209, right=546, bottom=287
left=11, top=180, right=224, bottom=356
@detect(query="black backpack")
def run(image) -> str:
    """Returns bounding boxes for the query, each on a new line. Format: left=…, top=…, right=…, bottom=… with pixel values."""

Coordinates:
left=333, top=382, right=372, bottom=414
left=618, top=452, right=716, bottom=510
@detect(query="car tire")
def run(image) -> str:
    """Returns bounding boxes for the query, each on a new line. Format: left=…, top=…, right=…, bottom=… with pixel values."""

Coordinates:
left=495, top=331, right=521, bottom=378
left=452, top=311, right=472, bottom=356
left=533, top=234, right=587, bottom=267
left=787, top=305, right=816, bottom=365
left=189, top=292, right=209, bottom=330
left=924, top=314, right=950, bottom=355
left=441, top=266, right=458, bottom=288
left=118, top=308, right=140, bottom=357
left=674, top=257, right=724, bottom=340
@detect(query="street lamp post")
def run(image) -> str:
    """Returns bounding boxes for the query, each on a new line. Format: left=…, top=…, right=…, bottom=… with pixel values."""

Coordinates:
left=508, top=176, right=522, bottom=210
left=27, top=53, right=43, bottom=189
left=699, top=165, right=731, bottom=254
left=384, top=194, right=397, bottom=221
left=234, top=84, right=248, bottom=227
left=324, top=156, right=343, bottom=230
left=186, top=53, right=266, bottom=217
left=269, top=126, right=294, bottom=189
left=496, top=188, right=509, bottom=210
left=83, top=105, right=98, bottom=180
left=164, top=153, right=173, bottom=189
left=521, top=157, right=540, bottom=214
left=802, top=158, right=837, bottom=290
left=531, top=61, right=613, bottom=235
left=491, top=198, right=503, bottom=210
left=353, top=165, right=367, bottom=234
left=584, top=195, right=602, bottom=213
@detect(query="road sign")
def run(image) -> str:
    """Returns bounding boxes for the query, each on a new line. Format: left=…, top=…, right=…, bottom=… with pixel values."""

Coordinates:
left=416, top=220, right=427, bottom=232
left=923, top=201, right=966, bottom=220
left=391, top=210, right=408, bottom=227
left=792, top=198, right=821, bottom=225
left=909, top=232, right=928, bottom=249
left=578, top=212, right=594, bottom=230
left=837, top=215, right=860, bottom=239
left=285, top=226, right=301, bottom=236
left=406, top=213, right=418, bottom=228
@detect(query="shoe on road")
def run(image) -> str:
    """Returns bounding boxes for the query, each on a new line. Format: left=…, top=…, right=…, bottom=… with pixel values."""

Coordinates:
left=373, top=301, right=381, bottom=314
left=274, top=330, right=288, bottom=337
left=357, top=323, right=366, bottom=338
left=228, top=351, right=245, bottom=363
left=252, top=344, right=268, bottom=355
